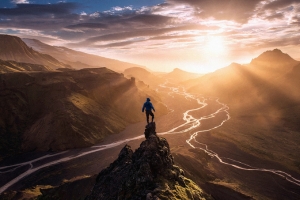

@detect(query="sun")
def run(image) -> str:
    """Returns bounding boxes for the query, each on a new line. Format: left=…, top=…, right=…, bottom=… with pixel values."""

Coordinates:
left=204, top=36, right=226, bottom=55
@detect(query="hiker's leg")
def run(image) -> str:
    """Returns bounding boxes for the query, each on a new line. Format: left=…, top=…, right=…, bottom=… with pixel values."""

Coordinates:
left=150, top=111, right=154, bottom=122
left=146, top=111, right=150, bottom=123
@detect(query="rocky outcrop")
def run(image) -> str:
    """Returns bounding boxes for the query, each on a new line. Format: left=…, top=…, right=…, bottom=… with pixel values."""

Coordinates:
left=86, top=123, right=209, bottom=200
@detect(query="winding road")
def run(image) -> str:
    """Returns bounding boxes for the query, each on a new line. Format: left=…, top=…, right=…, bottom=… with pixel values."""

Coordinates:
left=0, top=83, right=299, bottom=195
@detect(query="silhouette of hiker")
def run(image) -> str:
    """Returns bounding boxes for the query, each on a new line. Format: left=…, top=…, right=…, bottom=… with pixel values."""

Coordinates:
left=142, top=98, right=155, bottom=124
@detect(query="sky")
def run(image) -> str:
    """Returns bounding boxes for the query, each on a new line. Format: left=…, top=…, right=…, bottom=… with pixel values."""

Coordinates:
left=0, top=0, right=300, bottom=73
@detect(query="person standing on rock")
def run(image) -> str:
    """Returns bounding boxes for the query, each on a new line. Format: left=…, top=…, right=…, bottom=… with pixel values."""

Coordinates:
left=142, top=98, right=155, bottom=124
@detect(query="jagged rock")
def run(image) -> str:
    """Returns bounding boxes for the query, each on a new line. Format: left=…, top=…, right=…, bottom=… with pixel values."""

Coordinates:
left=144, top=122, right=157, bottom=139
left=86, top=123, right=208, bottom=200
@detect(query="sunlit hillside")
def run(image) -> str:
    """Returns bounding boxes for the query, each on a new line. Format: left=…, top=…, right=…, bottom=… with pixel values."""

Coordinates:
left=184, top=49, right=300, bottom=174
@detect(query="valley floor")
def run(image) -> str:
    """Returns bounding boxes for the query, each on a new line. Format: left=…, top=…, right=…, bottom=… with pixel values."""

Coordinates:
left=0, top=84, right=300, bottom=200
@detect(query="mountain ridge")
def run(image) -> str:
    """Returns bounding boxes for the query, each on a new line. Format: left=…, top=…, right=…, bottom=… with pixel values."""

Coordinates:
left=0, top=35, right=71, bottom=70
left=0, top=68, right=168, bottom=159
left=22, top=38, right=146, bottom=72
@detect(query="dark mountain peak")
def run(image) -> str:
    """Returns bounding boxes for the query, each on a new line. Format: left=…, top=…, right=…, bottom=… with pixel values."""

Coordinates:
left=87, top=122, right=209, bottom=200
left=250, top=49, right=297, bottom=67
left=0, top=34, right=34, bottom=54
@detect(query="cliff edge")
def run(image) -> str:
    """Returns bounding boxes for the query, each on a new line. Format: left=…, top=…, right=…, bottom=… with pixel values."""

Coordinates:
left=86, top=122, right=210, bottom=200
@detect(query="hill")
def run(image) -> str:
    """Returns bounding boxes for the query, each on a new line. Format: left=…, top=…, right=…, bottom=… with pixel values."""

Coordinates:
left=123, top=67, right=164, bottom=87
left=0, top=68, right=168, bottom=159
left=23, top=38, right=145, bottom=72
left=161, top=68, right=203, bottom=83
left=0, top=35, right=70, bottom=70
left=187, top=49, right=300, bottom=113
left=0, top=59, right=53, bottom=73
left=185, top=49, right=300, bottom=173
left=250, top=48, right=298, bottom=70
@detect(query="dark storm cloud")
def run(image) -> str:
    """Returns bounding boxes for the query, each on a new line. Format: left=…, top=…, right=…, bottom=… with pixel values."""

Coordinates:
left=84, top=24, right=216, bottom=44
left=0, top=2, right=178, bottom=40
left=0, top=2, right=81, bottom=31
left=167, top=0, right=262, bottom=23
left=264, top=12, right=285, bottom=20
left=291, top=16, right=300, bottom=25
left=150, top=34, right=193, bottom=40
left=65, top=23, right=108, bottom=30
left=96, top=40, right=141, bottom=48
left=0, top=13, right=80, bottom=31
left=127, top=14, right=173, bottom=25
left=0, top=2, right=78, bottom=16
left=96, top=34, right=197, bottom=48
left=263, top=0, right=300, bottom=10
left=93, top=35, right=194, bottom=47
left=65, top=14, right=174, bottom=31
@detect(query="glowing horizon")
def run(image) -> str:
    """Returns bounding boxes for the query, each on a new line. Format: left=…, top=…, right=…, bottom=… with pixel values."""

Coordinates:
left=0, top=0, right=300, bottom=73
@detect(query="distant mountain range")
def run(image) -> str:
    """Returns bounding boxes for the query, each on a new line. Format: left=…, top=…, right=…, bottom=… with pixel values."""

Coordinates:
left=22, top=38, right=145, bottom=72
left=159, top=68, right=203, bottom=83
left=185, top=49, right=300, bottom=128
left=123, top=67, right=164, bottom=87
left=124, top=67, right=202, bottom=87
left=0, top=35, right=71, bottom=70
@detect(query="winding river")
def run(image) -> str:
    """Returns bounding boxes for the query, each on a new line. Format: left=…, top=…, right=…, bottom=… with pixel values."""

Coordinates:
left=0, top=83, right=299, bottom=194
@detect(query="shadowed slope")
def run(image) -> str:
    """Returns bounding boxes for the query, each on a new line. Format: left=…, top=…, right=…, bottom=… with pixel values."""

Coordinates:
left=0, top=68, right=168, bottom=158
left=0, top=59, right=53, bottom=73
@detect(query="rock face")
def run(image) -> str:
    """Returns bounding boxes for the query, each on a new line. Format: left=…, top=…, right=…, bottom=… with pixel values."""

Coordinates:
left=86, top=123, right=208, bottom=200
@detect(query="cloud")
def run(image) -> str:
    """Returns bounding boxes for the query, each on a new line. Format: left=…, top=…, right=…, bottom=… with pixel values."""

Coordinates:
left=264, top=12, right=285, bottom=20
left=167, top=0, right=262, bottom=23
left=83, top=24, right=216, bottom=44
left=150, top=34, right=194, bottom=41
left=65, top=23, right=108, bottom=30
left=127, top=14, right=173, bottom=25
left=291, top=16, right=300, bottom=25
left=96, top=40, right=140, bottom=48
left=12, top=0, right=29, bottom=4
left=263, top=0, right=300, bottom=10
left=0, top=2, right=78, bottom=16
left=0, top=0, right=299, bottom=70
left=256, top=36, right=300, bottom=49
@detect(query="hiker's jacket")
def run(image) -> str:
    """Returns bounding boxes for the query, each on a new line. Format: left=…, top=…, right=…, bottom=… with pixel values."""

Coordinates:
left=142, top=101, right=155, bottom=112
